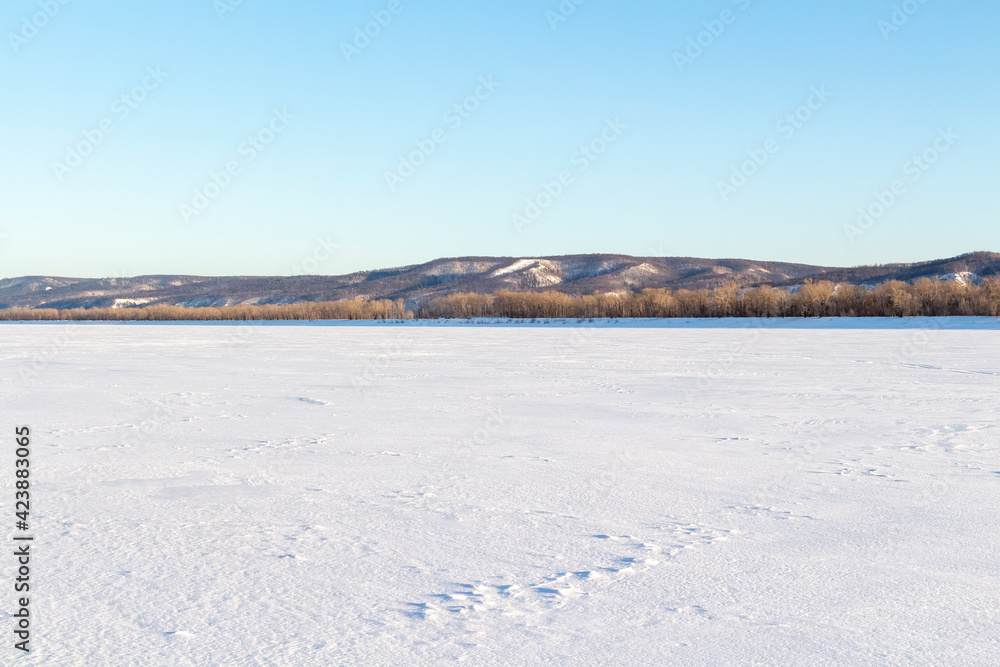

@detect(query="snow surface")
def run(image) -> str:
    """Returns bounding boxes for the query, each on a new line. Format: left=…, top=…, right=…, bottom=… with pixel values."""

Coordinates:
left=3, top=320, right=1000, bottom=665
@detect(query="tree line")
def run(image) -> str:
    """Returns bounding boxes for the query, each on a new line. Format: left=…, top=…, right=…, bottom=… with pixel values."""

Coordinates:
left=420, top=278, right=1000, bottom=319
left=1, top=278, right=998, bottom=321
left=0, top=299, right=411, bottom=321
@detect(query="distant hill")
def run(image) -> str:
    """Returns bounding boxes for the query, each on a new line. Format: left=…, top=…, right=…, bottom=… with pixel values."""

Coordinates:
left=1, top=252, right=997, bottom=310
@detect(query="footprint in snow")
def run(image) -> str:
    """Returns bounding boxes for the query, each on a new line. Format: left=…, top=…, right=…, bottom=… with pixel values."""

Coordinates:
left=294, top=397, right=330, bottom=405
left=407, top=525, right=734, bottom=629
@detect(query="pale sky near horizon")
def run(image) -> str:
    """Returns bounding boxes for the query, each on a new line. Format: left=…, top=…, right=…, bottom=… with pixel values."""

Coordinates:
left=2, top=0, right=998, bottom=278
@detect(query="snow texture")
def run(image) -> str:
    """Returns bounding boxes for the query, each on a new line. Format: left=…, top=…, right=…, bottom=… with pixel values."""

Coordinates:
left=3, top=319, right=999, bottom=665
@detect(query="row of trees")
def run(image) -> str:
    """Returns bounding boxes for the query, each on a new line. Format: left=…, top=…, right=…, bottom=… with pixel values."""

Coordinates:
left=2, top=278, right=998, bottom=321
left=420, top=278, right=1000, bottom=319
left=0, top=299, right=412, bottom=321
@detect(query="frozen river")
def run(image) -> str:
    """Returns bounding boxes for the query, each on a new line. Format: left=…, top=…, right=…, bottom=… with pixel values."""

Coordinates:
left=3, top=319, right=999, bottom=665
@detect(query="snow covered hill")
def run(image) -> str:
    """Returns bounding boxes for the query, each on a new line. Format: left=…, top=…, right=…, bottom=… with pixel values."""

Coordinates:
left=2, top=251, right=997, bottom=311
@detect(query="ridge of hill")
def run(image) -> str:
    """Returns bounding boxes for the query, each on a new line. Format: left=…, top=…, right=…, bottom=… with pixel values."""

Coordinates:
left=1, top=252, right=997, bottom=310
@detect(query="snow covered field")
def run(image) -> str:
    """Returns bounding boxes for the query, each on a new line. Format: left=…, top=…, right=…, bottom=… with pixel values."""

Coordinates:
left=4, top=319, right=1000, bottom=665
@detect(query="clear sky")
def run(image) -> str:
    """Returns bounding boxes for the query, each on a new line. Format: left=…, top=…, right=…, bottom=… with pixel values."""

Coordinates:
left=2, top=0, right=998, bottom=278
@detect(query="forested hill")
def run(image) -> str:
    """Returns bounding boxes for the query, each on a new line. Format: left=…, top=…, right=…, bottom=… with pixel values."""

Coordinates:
left=1, top=252, right=997, bottom=310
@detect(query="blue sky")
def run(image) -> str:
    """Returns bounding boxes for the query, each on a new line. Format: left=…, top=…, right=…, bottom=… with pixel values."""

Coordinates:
left=2, top=0, right=997, bottom=277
